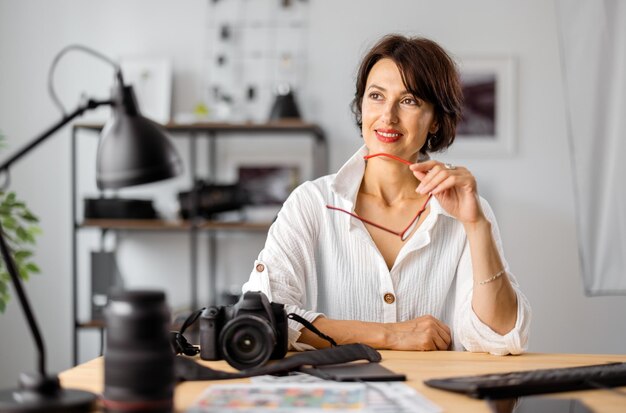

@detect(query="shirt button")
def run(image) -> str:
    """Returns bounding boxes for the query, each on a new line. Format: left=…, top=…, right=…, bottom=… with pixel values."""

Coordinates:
left=384, top=293, right=395, bottom=304
left=256, top=263, right=265, bottom=272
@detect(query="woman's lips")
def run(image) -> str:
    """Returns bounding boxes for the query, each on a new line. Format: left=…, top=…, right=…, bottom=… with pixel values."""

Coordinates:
left=375, top=129, right=402, bottom=143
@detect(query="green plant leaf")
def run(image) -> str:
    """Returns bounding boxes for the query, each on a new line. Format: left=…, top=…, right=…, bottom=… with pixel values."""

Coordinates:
left=20, top=211, right=39, bottom=223
left=2, top=216, right=18, bottom=230
left=27, top=226, right=42, bottom=236
left=5, top=192, right=16, bottom=205
left=14, top=250, right=33, bottom=260
left=0, top=170, right=41, bottom=311
left=15, top=226, right=30, bottom=242
left=25, top=262, right=40, bottom=274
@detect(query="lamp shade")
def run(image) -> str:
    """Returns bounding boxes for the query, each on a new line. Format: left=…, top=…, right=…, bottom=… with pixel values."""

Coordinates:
left=96, top=84, right=182, bottom=189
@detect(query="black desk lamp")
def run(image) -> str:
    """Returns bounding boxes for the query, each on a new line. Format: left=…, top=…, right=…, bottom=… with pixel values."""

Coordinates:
left=0, top=45, right=182, bottom=412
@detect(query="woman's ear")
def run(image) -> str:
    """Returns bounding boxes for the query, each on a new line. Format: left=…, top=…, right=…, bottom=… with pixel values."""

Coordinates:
left=429, top=120, right=439, bottom=135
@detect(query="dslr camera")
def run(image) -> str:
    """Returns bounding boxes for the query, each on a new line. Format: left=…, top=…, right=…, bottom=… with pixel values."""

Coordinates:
left=200, top=291, right=288, bottom=370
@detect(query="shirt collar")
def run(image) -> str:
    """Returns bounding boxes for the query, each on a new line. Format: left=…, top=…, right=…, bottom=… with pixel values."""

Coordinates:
left=330, top=145, right=368, bottom=206
left=329, top=145, right=451, bottom=218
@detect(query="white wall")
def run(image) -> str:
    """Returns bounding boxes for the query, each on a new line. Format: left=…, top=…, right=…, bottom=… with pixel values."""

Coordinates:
left=1, top=0, right=625, bottom=388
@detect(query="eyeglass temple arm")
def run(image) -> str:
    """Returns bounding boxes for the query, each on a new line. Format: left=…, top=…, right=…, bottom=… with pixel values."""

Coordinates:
left=364, top=152, right=413, bottom=165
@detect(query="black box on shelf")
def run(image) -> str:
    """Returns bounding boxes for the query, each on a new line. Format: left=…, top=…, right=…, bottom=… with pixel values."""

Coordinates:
left=84, top=198, right=157, bottom=219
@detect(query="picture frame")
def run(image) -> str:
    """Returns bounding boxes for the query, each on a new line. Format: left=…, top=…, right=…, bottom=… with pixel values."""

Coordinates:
left=444, top=56, right=516, bottom=158
left=237, top=165, right=300, bottom=206
left=119, top=57, right=172, bottom=125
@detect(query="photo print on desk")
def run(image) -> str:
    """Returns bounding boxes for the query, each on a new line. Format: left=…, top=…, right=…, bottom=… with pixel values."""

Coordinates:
left=445, top=56, right=516, bottom=158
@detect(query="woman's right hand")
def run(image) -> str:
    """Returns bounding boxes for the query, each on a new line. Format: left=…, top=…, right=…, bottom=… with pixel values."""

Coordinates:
left=383, top=315, right=451, bottom=350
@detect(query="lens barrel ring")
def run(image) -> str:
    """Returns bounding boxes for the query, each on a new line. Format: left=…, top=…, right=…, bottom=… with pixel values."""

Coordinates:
left=218, top=314, right=277, bottom=370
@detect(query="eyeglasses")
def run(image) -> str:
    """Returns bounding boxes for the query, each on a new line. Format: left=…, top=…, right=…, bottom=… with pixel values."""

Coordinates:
left=326, top=152, right=432, bottom=241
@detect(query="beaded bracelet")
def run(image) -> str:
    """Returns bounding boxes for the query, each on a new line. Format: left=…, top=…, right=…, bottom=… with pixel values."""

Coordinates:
left=478, top=269, right=506, bottom=285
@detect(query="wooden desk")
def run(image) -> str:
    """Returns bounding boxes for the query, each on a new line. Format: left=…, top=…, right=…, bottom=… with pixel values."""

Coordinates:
left=59, top=352, right=626, bottom=412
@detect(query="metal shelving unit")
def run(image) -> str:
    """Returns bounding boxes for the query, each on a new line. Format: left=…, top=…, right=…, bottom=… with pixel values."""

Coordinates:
left=70, top=121, right=326, bottom=364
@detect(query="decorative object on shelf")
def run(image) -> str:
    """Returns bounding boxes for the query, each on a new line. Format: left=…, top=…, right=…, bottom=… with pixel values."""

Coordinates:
left=178, top=180, right=248, bottom=219
left=205, top=0, right=310, bottom=123
left=119, top=57, right=172, bottom=125
left=443, top=56, right=516, bottom=158
left=268, top=84, right=302, bottom=121
left=0, top=44, right=182, bottom=413
left=83, top=197, right=158, bottom=220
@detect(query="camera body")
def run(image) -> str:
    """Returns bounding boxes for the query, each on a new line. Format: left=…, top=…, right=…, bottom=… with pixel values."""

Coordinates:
left=200, top=291, right=288, bottom=370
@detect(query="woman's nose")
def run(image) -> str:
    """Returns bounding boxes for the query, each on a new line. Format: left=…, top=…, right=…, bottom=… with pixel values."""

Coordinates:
left=381, top=102, right=399, bottom=124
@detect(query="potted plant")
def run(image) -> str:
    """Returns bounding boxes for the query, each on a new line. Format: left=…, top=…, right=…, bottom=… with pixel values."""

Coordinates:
left=0, top=130, right=41, bottom=313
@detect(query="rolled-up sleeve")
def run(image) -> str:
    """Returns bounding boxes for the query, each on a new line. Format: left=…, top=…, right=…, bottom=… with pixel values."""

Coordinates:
left=453, top=200, right=532, bottom=355
left=241, top=182, right=325, bottom=351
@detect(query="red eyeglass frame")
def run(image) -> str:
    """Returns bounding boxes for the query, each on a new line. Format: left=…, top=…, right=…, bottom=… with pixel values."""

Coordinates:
left=326, top=152, right=432, bottom=241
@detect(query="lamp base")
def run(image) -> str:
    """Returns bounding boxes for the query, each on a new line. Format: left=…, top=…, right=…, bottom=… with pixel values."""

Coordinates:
left=0, top=372, right=97, bottom=413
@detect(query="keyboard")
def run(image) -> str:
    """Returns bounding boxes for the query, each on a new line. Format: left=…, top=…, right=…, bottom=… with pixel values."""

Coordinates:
left=424, top=362, right=626, bottom=399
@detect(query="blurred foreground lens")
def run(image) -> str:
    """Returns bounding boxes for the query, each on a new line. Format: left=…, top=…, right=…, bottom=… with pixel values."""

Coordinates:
left=219, top=315, right=275, bottom=370
left=103, top=290, right=174, bottom=413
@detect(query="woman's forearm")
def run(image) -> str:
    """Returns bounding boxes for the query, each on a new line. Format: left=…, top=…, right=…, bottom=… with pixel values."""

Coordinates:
left=297, top=314, right=452, bottom=351
left=464, top=219, right=518, bottom=335
left=298, top=317, right=387, bottom=349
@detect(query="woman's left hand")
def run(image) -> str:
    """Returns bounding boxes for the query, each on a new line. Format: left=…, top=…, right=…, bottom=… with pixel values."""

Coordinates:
left=410, top=160, right=485, bottom=225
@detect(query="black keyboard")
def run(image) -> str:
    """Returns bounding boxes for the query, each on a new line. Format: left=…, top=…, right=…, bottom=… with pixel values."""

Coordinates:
left=424, top=362, right=626, bottom=399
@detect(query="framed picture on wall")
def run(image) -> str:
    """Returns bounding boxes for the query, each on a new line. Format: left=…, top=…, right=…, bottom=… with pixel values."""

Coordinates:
left=237, top=165, right=300, bottom=205
left=444, top=57, right=516, bottom=158
left=120, top=57, right=172, bottom=125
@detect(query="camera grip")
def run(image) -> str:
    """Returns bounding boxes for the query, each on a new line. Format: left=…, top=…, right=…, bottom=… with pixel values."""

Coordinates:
left=199, top=307, right=221, bottom=360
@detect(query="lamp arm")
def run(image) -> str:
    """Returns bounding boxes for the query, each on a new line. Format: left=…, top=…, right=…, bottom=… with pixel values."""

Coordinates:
left=0, top=98, right=113, bottom=180
left=0, top=97, right=112, bottom=376
left=0, top=220, right=48, bottom=376
left=48, top=44, right=123, bottom=115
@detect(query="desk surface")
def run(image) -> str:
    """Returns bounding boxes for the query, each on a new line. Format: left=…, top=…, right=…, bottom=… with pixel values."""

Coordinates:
left=59, top=351, right=626, bottom=412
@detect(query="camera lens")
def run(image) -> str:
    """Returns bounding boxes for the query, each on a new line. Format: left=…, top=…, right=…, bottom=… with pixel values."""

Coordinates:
left=103, top=290, right=174, bottom=413
left=219, top=314, right=276, bottom=370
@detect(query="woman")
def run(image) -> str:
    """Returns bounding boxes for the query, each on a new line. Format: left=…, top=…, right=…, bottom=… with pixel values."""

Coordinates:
left=243, top=34, right=530, bottom=355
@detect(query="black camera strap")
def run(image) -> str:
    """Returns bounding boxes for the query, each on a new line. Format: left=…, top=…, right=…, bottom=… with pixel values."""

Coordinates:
left=171, top=310, right=380, bottom=381
left=170, top=307, right=205, bottom=357
left=287, top=313, right=338, bottom=347
left=174, top=343, right=382, bottom=381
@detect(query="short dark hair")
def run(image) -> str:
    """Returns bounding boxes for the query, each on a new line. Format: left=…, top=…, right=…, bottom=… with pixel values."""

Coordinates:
left=351, top=34, right=463, bottom=154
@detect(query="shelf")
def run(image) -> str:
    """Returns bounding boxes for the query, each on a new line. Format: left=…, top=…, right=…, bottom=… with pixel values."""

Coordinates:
left=71, top=120, right=325, bottom=365
left=77, top=319, right=189, bottom=333
left=74, top=120, right=325, bottom=141
left=79, top=219, right=272, bottom=231
left=76, top=320, right=105, bottom=329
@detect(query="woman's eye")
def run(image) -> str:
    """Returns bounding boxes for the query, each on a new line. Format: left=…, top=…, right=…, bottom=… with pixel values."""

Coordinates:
left=402, top=97, right=418, bottom=105
left=368, top=92, right=382, bottom=100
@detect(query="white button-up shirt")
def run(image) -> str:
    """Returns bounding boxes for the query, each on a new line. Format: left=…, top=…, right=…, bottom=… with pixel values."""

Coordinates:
left=243, top=146, right=531, bottom=355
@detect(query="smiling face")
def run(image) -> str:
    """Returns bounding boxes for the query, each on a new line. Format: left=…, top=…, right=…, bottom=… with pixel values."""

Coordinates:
left=361, top=58, right=438, bottom=161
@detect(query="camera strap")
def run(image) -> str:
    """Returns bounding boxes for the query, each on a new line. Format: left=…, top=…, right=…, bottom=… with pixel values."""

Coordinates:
left=174, top=342, right=382, bottom=381
left=171, top=310, right=381, bottom=381
left=287, top=313, right=338, bottom=347
left=170, top=307, right=205, bottom=357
